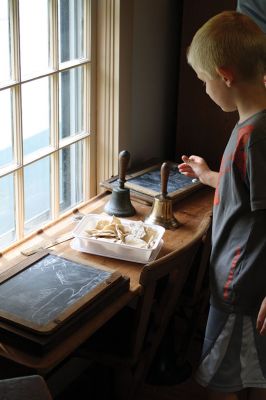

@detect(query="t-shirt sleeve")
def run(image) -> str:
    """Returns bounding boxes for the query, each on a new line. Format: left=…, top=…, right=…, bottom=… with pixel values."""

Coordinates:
left=247, top=138, right=266, bottom=211
left=237, top=0, right=266, bottom=33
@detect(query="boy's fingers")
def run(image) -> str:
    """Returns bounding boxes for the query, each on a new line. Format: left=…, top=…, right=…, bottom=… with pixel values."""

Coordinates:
left=257, top=313, right=266, bottom=330
left=257, top=298, right=266, bottom=332
left=259, top=319, right=266, bottom=335
left=257, top=317, right=263, bottom=332
left=181, top=155, right=189, bottom=163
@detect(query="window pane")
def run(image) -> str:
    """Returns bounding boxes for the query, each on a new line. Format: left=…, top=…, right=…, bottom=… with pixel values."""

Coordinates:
left=59, top=66, right=84, bottom=140
left=0, top=0, right=12, bottom=82
left=0, top=89, right=13, bottom=168
left=22, top=78, right=50, bottom=157
left=59, top=0, right=85, bottom=63
left=19, top=0, right=49, bottom=77
left=24, top=157, right=51, bottom=233
left=0, top=174, right=16, bottom=249
left=59, top=141, right=83, bottom=213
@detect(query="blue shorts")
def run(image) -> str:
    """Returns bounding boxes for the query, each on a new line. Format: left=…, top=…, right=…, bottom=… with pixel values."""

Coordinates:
left=194, top=305, right=266, bottom=392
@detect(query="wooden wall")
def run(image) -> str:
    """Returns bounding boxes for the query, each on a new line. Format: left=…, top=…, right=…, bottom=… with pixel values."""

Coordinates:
left=176, top=0, right=238, bottom=171
left=119, top=0, right=182, bottom=168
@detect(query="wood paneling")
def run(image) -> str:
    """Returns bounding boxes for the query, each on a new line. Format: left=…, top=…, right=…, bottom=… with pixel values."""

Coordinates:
left=176, top=0, right=238, bottom=171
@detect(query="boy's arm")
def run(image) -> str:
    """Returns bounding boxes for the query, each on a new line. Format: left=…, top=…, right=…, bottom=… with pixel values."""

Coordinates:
left=178, top=155, right=219, bottom=188
left=199, top=170, right=219, bottom=188
left=257, top=297, right=266, bottom=335
left=255, top=210, right=266, bottom=335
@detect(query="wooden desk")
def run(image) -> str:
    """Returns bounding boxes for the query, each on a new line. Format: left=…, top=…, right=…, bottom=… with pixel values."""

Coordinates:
left=0, top=188, right=214, bottom=373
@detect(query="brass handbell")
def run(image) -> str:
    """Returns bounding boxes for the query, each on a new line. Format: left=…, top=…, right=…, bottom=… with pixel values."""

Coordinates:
left=144, top=161, right=180, bottom=229
left=104, top=150, right=136, bottom=217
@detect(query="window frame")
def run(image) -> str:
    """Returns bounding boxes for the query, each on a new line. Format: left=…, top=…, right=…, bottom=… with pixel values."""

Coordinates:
left=0, top=0, right=121, bottom=253
left=96, top=0, right=120, bottom=192
left=0, top=0, right=99, bottom=251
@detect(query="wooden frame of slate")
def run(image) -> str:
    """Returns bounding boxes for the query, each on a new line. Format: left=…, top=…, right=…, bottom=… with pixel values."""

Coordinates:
left=0, top=250, right=127, bottom=335
left=100, top=162, right=203, bottom=204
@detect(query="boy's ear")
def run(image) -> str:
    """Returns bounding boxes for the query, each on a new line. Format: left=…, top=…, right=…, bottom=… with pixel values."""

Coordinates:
left=216, top=67, right=234, bottom=87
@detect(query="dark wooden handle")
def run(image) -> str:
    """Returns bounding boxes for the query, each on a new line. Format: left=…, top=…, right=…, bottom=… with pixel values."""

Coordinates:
left=161, top=162, right=170, bottom=196
left=118, top=150, right=130, bottom=189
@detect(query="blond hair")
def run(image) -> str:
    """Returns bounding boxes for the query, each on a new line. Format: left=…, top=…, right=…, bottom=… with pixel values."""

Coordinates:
left=187, top=11, right=266, bottom=80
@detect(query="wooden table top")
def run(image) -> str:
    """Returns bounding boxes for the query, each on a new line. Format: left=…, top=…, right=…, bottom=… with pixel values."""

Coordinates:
left=0, top=187, right=214, bottom=373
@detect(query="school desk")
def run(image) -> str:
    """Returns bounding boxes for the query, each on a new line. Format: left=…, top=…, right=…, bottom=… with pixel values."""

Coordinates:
left=0, top=187, right=214, bottom=375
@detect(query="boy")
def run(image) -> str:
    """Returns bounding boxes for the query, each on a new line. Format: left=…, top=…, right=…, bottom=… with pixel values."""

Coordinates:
left=178, top=11, right=266, bottom=400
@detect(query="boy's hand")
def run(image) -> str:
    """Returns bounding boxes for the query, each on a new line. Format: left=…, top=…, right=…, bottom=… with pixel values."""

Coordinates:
left=178, top=155, right=210, bottom=180
left=257, top=297, right=266, bottom=335
left=178, top=155, right=219, bottom=188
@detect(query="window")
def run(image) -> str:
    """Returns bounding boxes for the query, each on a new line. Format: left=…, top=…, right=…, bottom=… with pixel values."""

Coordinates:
left=0, top=0, right=95, bottom=250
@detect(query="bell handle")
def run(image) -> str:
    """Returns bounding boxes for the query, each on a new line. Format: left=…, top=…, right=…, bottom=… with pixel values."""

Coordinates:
left=161, top=161, right=170, bottom=197
left=118, top=150, right=130, bottom=189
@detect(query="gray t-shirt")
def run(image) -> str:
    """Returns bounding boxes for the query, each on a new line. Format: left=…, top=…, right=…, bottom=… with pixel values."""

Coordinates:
left=210, top=110, right=266, bottom=314
left=237, top=0, right=266, bottom=33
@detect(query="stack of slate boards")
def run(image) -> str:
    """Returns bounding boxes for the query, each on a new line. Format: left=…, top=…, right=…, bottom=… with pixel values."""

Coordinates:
left=100, top=162, right=203, bottom=205
left=0, top=251, right=130, bottom=355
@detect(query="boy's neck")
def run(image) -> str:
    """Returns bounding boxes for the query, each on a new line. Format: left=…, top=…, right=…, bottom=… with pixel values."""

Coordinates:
left=235, top=81, right=266, bottom=123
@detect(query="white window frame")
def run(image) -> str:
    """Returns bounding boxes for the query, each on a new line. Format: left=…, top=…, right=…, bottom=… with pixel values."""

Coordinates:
left=0, top=0, right=100, bottom=251
left=0, top=0, right=120, bottom=252
left=96, top=0, right=120, bottom=192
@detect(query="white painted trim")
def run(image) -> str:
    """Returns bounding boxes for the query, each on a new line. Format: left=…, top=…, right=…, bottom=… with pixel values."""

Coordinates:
left=96, top=0, right=120, bottom=193
left=84, top=0, right=97, bottom=199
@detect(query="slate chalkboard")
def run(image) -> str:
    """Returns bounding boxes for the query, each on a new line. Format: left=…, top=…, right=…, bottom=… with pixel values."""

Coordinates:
left=0, top=271, right=129, bottom=354
left=126, top=167, right=197, bottom=195
left=100, top=163, right=203, bottom=204
left=0, top=251, right=126, bottom=335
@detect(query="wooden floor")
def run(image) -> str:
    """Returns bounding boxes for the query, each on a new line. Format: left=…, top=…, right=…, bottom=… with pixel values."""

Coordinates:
left=53, top=336, right=208, bottom=400
left=0, top=347, right=208, bottom=400
left=53, top=365, right=208, bottom=400
left=52, top=317, right=209, bottom=399
left=139, top=380, right=208, bottom=400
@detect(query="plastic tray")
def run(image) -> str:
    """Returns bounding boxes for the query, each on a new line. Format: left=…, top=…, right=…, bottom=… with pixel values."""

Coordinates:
left=71, top=214, right=165, bottom=263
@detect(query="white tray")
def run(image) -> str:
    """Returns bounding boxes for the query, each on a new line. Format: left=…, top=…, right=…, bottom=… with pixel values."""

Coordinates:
left=71, top=214, right=165, bottom=263
left=70, top=237, right=164, bottom=264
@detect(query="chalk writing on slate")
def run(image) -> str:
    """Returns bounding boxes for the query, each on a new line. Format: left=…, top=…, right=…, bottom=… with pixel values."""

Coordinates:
left=0, top=252, right=123, bottom=334
left=126, top=167, right=194, bottom=194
